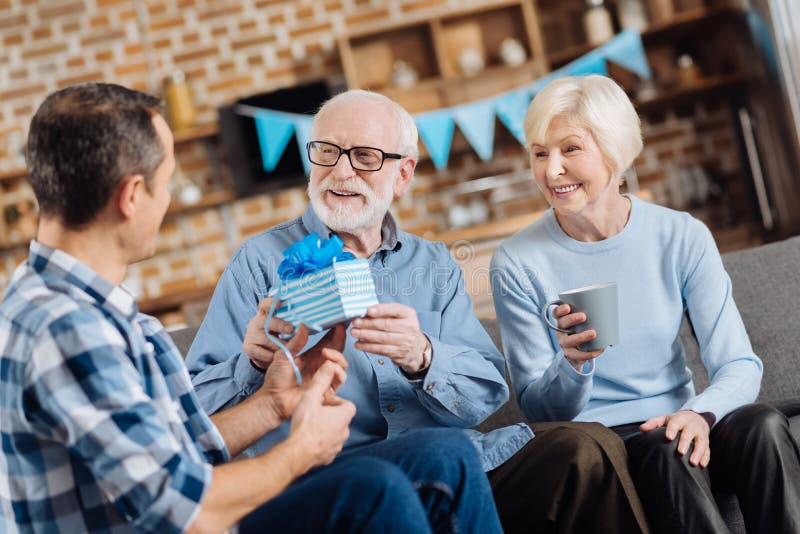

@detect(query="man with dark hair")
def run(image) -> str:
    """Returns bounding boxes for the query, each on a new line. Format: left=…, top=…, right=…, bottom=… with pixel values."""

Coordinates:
left=0, top=82, right=501, bottom=534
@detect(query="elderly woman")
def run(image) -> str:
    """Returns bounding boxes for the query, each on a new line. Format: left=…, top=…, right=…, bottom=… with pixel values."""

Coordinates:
left=490, top=75, right=800, bottom=532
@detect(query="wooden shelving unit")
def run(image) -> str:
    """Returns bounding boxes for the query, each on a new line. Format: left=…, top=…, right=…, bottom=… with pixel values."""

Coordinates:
left=635, top=71, right=749, bottom=113
left=0, top=166, right=28, bottom=184
left=338, top=0, right=548, bottom=113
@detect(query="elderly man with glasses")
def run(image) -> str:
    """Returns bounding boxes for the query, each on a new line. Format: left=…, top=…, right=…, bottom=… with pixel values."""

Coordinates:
left=185, top=90, right=649, bottom=533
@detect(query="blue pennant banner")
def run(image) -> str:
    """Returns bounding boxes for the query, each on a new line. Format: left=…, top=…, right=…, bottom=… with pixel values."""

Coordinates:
left=495, top=89, right=531, bottom=145
left=452, top=99, right=497, bottom=162
left=254, top=111, right=296, bottom=172
left=415, top=110, right=455, bottom=170
left=243, top=31, right=651, bottom=171
left=602, top=29, right=652, bottom=79
left=291, top=114, right=314, bottom=175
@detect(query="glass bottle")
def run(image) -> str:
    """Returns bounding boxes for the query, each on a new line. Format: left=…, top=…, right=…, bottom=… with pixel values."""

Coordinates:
left=163, top=70, right=196, bottom=131
left=584, top=0, right=615, bottom=46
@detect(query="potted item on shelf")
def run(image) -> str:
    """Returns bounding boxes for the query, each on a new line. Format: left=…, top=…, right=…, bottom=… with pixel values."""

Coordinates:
left=584, top=0, right=615, bottom=46
left=677, top=54, right=702, bottom=85
left=617, top=0, right=649, bottom=31
left=170, top=164, right=202, bottom=206
left=391, top=60, right=419, bottom=89
left=500, top=37, right=527, bottom=67
left=163, top=70, right=196, bottom=131
left=458, top=48, right=485, bottom=77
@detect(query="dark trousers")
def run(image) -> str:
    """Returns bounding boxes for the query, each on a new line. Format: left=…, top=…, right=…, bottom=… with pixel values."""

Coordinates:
left=489, top=421, right=650, bottom=534
left=240, top=427, right=502, bottom=534
left=615, top=404, right=800, bottom=534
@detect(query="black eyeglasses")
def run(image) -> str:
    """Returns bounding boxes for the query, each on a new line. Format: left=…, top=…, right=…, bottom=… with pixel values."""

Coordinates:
left=306, top=141, right=404, bottom=172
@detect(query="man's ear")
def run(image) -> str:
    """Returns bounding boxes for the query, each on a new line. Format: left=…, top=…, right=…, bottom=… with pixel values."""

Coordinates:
left=393, top=157, right=417, bottom=198
left=116, top=174, right=146, bottom=220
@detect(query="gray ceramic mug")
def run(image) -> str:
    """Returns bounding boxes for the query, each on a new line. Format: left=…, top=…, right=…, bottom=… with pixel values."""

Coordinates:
left=541, top=282, right=619, bottom=352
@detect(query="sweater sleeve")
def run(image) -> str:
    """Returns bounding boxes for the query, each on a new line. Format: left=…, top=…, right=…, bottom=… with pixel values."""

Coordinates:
left=490, top=244, right=593, bottom=422
left=679, top=219, right=763, bottom=421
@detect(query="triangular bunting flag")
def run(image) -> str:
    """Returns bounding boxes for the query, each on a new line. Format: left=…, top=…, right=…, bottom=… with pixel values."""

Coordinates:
left=601, top=29, right=652, bottom=79
left=565, top=50, right=609, bottom=77
left=452, top=99, right=496, bottom=162
left=495, top=89, right=531, bottom=146
left=291, top=114, right=314, bottom=175
left=254, top=110, right=296, bottom=172
left=415, top=111, right=455, bottom=170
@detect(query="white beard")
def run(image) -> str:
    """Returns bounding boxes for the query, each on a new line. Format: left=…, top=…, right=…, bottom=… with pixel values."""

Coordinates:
left=308, top=176, right=395, bottom=234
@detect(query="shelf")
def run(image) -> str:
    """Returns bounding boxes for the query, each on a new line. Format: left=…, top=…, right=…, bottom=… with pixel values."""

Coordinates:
left=165, top=189, right=235, bottom=216
left=0, top=166, right=28, bottom=184
left=547, top=43, right=596, bottom=69
left=635, top=72, right=749, bottom=113
left=641, top=6, right=743, bottom=42
left=172, top=123, right=219, bottom=144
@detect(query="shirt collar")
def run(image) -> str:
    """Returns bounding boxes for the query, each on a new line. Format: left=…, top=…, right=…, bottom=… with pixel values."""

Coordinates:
left=301, top=204, right=402, bottom=254
left=28, top=240, right=138, bottom=319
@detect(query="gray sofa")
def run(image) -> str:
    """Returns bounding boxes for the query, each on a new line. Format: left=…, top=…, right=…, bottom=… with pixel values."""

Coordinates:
left=170, top=236, right=800, bottom=533
left=475, top=235, right=800, bottom=533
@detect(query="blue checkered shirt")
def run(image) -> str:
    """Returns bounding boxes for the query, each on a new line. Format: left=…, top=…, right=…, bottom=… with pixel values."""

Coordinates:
left=0, top=242, right=230, bottom=533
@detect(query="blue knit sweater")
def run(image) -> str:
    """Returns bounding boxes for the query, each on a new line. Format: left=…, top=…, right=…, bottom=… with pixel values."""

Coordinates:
left=490, top=195, right=763, bottom=426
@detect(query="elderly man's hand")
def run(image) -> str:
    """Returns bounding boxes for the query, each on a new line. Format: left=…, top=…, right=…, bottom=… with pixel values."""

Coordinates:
left=640, top=410, right=712, bottom=467
left=258, top=323, right=349, bottom=421
left=350, top=303, right=430, bottom=374
left=552, top=303, right=604, bottom=371
left=243, top=298, right=296, bottom=369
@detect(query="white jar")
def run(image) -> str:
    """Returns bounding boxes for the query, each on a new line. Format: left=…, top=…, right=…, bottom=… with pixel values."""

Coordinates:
left=584, top=0, right=615, bottom=46
left=617, top=0, right=648, bottom=32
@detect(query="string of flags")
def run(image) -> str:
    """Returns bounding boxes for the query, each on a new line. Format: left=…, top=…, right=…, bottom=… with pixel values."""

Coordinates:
left=242, top=29, right=652, bottom=172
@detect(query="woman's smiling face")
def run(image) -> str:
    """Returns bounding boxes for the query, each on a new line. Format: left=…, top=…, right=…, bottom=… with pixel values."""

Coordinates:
left=530, top=115, right=618, bottom=217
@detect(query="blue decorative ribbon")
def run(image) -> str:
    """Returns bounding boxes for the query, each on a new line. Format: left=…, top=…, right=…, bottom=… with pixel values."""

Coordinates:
left=277, top=233, right=355, bottom=280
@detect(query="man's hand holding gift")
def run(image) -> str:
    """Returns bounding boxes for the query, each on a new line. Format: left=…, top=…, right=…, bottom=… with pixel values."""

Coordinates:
left=351, top=303, right=432, bottom=376
left=245, top=297, right=350, bottom=421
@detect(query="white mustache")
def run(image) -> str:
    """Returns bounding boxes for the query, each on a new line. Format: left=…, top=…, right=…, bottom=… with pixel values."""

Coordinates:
left=318, top=178, right=376, bottom=201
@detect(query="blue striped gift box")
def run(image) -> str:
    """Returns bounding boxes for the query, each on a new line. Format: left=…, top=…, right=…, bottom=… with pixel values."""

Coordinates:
left=271, top=258, right=378, bottom=332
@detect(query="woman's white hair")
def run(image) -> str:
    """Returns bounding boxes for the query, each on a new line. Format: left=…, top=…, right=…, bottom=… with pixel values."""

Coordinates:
left=523, top=75, right=642, bottom=180
left=312, top=89, right=419, bottom=160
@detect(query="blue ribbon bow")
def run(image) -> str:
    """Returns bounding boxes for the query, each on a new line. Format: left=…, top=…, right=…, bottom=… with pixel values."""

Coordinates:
left=277, top=233, right=355, bottom=280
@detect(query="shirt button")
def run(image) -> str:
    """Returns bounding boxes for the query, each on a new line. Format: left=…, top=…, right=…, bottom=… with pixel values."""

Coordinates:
left=377, top=359, right=385, bottom=365
left=387, top=404, right=396, bottom=412
left=453, top=401, right=460, bottom=408
left=426, top=383, right=434, bottom=391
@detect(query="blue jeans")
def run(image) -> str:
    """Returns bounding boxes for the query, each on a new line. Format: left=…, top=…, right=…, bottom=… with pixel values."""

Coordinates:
left=239, top=428, right=501, bottom=534
left=339, top=427, right=503, bottom=534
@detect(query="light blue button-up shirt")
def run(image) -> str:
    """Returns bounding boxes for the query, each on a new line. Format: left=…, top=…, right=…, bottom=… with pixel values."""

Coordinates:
left=186, top=205, right=533, bottom=471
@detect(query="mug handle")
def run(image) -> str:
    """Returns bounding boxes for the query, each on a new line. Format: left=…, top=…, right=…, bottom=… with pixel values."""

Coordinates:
left=541, top=300, right=573, bottom=334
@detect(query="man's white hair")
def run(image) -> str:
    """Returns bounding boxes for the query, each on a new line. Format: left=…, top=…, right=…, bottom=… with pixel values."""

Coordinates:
left=312, top=89, right=419, bottom=160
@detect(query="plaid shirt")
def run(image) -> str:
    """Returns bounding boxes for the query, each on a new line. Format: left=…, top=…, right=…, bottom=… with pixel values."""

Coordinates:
left=0, top=242, right=229, bottom=533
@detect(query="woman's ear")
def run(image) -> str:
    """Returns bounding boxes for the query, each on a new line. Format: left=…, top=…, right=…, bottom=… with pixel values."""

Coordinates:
left=116, top=174, right=146, bottom=219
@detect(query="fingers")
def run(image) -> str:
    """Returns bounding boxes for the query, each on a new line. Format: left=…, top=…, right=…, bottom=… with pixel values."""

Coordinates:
left=321, top=347, right=349, bottom=371
left=256, top=297, right=274, bottom=316
left=352, top=342, right=401, bottom=357
left=266, top=315, right=295, bottom=337
left=365, top=303, right=413, bottom=319
left=640, top=415, right=667, bottom=432
left=557, top=311, right=587, bottom=330
left=350, top=328, right=406, bottom=346
left=306, top=361, right=341, bottom=399
left=553, top=304, right=572, bottom=318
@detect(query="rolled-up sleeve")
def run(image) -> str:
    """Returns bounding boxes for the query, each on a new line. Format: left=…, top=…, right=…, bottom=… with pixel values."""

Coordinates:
left=29, top=312, right=212, bottom=533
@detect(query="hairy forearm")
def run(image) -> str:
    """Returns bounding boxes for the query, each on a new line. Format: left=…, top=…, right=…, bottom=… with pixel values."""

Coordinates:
left=210, top=393, right=282, bottom=458
left=187, top=437, right=313, bottom=534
